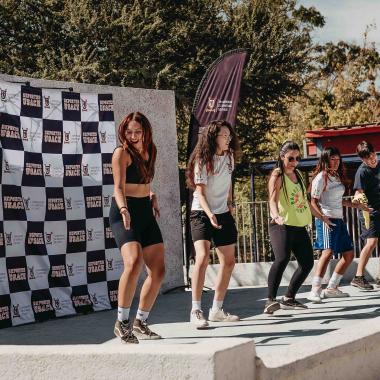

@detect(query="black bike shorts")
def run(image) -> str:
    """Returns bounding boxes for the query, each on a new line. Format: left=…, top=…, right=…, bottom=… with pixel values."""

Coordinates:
left=109, top=196, right=163, bottom=249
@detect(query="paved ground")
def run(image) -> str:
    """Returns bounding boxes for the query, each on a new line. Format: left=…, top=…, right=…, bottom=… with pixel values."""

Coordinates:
left=1, top=283, right=380, bottom=360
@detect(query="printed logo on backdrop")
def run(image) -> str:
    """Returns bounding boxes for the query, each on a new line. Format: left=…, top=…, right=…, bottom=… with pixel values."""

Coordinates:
left=65, top=197, right=72, bottom=210
left=82, top=122, right=101, bottom=154
left=2, top=149, right=24, bottom=184
left=67, top=220, right=86, bottom=254
left=65, top=253, right=86, bottom=285
left=63, top=154, right=82, bottom=187
left=25, top=222, right=47, bottom=255
left=0, top=113, right=23, bottom=150
left=87, top=250, right=106, bottom=283
left=20, top=86, right=42, bottom=119
left=31, top=289, right=55, bottom=322
left=85, top=221, right=104, bottom=250
left=62, top=92, right=81, bottom=121
left=6, top=257, right=30, bottom=293
left=22, top=127, right=28, bottom=141
left=83, top=186, right=103, bottom=219
left=0, top=295, right=12, bottom=328
left=22, top=152, right=45, bottom=187
left=81, top=98, right=88, bottom=112
left=48, top=255, right=70, bottom=288
left=104, top=218, right=117, bottom=249
left=42, top=119, right=63, bottom=154
left=101, top=153, right=113, bottom=185
left=107, top=280, right=119, bottom=308
left=71, top=285, right=93, bottom=314
left=10, top=293, right=35, bottom=325
left=98, top=94, right=114, bottom=122
left=63, top=131, right=70, bottom=143
left=0, top=222, right=5, bottom=258
left=103, top=195, right=111, bottom=208
left=99, top=130, right=107, bottom=144
left=53, top=298, right=61, bottom=310
left=43, top=224, right=66, bottom=250
left=81, top=157, right=102, bottom=182
left=49, top=288, right=75, bottom=316
left=2, top=185, right=27, bottom=220
left=0, top=88, right=7, bottom=102
left=44, top=96, right=50, bottom=109
left=62, top=121, right=82, bottom=149
left=45, top=187, right=66, bottom=221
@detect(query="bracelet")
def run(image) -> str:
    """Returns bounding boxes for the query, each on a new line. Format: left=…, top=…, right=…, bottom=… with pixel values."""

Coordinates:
left=119, top=206, right=128, bottom=213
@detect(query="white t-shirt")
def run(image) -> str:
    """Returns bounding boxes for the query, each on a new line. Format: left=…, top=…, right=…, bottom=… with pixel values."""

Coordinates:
left=191, top=153, right=234, bottom=214
left=311, top=172, right=345, bottom=219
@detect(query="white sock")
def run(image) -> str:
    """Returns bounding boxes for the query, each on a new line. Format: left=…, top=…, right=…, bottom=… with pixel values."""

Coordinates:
left=192, top=301, right=201, bottom=311
left=117, top=306, right=130, bottom=322
left=136, top=309, right=150, bottom=321
left=312, top=276, right=323, bottom=289
left=328, top=272, right=343, bottom=289
left=211, top=299, right=223, bottom=311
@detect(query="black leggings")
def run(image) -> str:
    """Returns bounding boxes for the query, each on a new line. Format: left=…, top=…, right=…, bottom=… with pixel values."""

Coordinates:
left=268, top=223, right=314, bottom=299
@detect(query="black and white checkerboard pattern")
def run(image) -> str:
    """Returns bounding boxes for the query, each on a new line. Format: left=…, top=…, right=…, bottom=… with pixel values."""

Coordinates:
left=0, top=81, right=122, bottom=328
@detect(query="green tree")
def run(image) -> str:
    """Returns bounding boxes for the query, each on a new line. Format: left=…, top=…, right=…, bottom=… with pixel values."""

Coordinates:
left=0, top=0, right=325, bottom=169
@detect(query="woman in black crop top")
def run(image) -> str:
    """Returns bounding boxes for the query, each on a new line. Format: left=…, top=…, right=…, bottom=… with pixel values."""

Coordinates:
left=109, top=112, right=165, bottom=344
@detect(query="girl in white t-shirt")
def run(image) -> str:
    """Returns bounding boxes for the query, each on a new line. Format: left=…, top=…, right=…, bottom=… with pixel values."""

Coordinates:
left=186, top=120, right=241, bottom=328
left=308, top=146, right=369, bottom=303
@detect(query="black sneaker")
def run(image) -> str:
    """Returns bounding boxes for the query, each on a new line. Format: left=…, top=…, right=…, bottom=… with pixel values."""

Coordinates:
left=114, top=319, right=139, bottom=344
left=350, top=276, right=374, bottom=290
left=264, top=299, right=280, bottom=314
left=133, top=319, right=161, bottom=340
left=280, top=297, right=308, bottom=310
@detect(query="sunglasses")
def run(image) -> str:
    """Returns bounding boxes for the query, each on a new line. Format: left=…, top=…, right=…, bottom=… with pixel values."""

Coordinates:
left=285, top=156, right=301, bottom=162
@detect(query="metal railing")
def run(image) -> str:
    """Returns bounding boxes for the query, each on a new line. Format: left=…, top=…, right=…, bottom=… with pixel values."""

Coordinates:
left=184, top=199, right=380, bottom=265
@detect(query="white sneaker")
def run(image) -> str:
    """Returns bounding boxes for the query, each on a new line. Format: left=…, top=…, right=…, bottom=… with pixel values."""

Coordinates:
left=322, top=287, right=349, bottom=298
left=190, top=309, right=209, bottom=329
left=307, top=287, right=322, bottom=303
left=208, top=308, right=240, bottom=322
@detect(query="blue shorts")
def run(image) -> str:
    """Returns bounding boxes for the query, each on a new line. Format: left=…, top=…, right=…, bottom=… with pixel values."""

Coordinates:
left=314, top=218, right=353, bottom=256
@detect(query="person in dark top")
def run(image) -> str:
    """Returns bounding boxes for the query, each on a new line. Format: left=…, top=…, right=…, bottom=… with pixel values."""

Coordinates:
left=109, top=112, right=165, bottom=343
left=351, top=141, right=379, bottom=290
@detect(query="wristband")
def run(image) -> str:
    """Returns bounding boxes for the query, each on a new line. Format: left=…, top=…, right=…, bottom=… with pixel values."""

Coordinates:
left=119, top=206, right=128, bottom=213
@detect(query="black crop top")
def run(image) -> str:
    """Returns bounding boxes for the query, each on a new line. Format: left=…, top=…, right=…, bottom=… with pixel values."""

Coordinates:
left=126, top=155, right=150, bottom=184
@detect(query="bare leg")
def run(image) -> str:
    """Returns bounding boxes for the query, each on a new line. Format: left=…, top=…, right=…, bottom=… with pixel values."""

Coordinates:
left=334, top=250, right=354, bottom=276
left=138, top=243, right=165, bottom=311
left=191, top=240, right=211, bottom=302
left=314, top=249, right=333, bottom=279
left=214, top=244, right=236, bottom=301
left=118, top=242, right=144, bottom=308
left=356, top=238, right=377, bottom=276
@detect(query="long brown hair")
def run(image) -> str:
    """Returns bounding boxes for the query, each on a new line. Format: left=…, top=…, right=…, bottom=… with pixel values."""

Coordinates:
left=270, top=140, right=306, bottom=203
left=118, top=112, right=157, bottom=183
left=186, top=120, right=242, bottom=189
left=310, top=146, right=349, bottom=191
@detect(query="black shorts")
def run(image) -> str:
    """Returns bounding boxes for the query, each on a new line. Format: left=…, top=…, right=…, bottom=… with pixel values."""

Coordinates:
left=109, top=197, right=163, bottom=249
left=360, top=210, right=380, bottom=239
left=190, top=210, right=237, bottom=247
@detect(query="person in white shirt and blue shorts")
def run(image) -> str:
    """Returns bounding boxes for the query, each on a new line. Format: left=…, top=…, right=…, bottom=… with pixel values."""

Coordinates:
left=308, top=146, right=369, bottom=303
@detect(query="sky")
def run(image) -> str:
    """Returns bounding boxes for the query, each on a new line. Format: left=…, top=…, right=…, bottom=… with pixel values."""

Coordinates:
left=299, top=0, right=380, bottom=48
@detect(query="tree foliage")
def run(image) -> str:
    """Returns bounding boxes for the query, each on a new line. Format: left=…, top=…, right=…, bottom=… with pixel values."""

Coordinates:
left=0, top=0, right=327, bottom=171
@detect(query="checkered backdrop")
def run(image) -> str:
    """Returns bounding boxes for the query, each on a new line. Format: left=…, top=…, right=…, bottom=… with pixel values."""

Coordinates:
left=0, top=80, right=123, bottom=328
